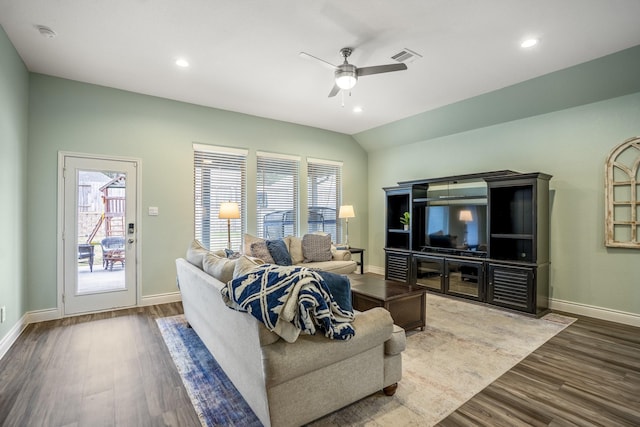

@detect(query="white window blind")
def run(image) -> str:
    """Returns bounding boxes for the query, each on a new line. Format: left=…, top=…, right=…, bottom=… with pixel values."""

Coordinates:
left=307, top=158, right=342, bottom=243
left=194, top=144, right=247, bottom=250
left=257, top=152, right=300, bottom=239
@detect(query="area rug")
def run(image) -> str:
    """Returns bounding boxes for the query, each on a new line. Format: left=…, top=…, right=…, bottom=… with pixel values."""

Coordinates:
left=157, top=295, right=575, bottom=427
left=156, top=315, right=261, bottom=427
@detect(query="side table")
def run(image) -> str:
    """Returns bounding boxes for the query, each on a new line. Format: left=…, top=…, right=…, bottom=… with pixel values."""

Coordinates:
left=348, top=247, right=365, bottom=274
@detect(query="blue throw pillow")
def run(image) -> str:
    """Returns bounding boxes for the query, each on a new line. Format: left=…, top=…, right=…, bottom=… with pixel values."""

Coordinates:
left=316, top=270, right=352, bottom=313
left=266, top=239, right=293, bottom=266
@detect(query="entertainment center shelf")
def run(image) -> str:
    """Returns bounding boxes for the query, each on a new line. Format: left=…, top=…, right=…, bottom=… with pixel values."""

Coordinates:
left=383, top=170, right=551, bottom=316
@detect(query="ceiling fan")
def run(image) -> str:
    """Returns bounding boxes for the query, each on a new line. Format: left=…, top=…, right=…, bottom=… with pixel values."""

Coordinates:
left=300, top=47, right=408, bottom=97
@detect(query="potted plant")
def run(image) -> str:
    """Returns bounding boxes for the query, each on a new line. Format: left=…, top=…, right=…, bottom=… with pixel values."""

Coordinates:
left=400, top=211, right=410, bottom=230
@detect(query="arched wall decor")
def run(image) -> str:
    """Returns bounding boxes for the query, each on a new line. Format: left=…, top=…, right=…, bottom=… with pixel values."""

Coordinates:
left=605, top=136, right=640, bottom=248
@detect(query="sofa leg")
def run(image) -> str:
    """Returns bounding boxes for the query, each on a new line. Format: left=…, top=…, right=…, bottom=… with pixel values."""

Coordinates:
left=383, top=383, right=398, bottom=396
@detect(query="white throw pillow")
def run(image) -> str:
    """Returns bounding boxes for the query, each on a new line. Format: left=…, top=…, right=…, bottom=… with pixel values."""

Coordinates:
left=202, top=253, right=236, bottom=284
left=286, top=235, right=304, bottom=264
left=243, top=233, right=264, bottom=255
left=186, top=240, right=209, bottom=269
left=233, top=255, right=264, bottom=279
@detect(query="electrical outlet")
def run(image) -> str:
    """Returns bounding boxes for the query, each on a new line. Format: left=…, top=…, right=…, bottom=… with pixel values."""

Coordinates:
left=0, top=306, right=5, bottom=323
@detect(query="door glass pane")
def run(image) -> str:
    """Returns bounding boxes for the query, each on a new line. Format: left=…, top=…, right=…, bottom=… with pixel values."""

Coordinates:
left=415, top=258, right=442, bottom=291
left=77, top=170, right=126, bottom=294
left=447, top=260, right=481, bottom=298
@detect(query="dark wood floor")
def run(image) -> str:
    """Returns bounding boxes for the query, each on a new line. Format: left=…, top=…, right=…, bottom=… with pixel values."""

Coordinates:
left=439, top=313, right=640, bottom=426
left=0, top=303, right=201, bottom=427
left=1, top=302, right=638, bottom=426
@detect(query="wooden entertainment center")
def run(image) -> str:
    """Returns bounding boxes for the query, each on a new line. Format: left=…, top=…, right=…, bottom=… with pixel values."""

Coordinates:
left=384, top=170, right=552, bottom=317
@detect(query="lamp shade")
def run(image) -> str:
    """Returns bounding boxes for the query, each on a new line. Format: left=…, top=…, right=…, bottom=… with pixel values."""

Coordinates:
left=219, top=202, right=240, bottom=219
left=339, top=205, right=355, bottom=219
left=458, top=210, right=473, bottom=222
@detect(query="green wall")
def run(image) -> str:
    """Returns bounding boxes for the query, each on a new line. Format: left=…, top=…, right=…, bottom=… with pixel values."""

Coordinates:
left=27, top=74, right=367, bottom=311
left=367, top=92, right=640, bottom=316
left=0, top=26, right=29, bottom=339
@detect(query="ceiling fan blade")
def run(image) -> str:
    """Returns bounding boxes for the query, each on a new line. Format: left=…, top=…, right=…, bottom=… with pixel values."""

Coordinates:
left=299, top=52, right=337, bottom=70
left=328, top=83, right=341, bottom=98
left=357, top=63, right=408, bottom=76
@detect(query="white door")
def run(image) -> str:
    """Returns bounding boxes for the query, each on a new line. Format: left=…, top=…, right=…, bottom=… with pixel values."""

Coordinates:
left=62, top=154, right=138, bottom=315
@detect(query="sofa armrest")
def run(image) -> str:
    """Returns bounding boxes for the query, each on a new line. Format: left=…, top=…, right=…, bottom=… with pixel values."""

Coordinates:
left=385, top=324, right=406, bottom=355
left=332, top=249, right=352, bottom=261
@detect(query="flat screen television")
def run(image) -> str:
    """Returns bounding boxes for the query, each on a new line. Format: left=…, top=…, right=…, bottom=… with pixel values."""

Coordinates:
left=423, top=200, right=488, bottom=255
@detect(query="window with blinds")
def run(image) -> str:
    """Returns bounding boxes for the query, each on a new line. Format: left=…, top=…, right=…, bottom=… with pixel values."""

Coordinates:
left=257, top=152, right=300, bottom=239
left=193, top=144, right=247, bottom=250
left=307, top=158, right=342, bottom=243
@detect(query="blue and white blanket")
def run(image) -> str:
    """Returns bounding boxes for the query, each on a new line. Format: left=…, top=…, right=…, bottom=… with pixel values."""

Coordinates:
left=221, top=264, right=355, bottom=342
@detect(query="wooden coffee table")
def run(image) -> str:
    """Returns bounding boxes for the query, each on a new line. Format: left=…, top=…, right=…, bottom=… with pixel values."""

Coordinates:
left=351, top=276, right=427, bottom=331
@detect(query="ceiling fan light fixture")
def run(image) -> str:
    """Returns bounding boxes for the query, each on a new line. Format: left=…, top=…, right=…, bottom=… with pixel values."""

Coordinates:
left=336, top=74, right=357, bottom=90
left=335, top=65, right=357, bottom=90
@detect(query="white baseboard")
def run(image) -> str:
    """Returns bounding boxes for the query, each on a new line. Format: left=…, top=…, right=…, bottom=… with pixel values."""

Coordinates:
left=0, top=314, right=29, bottom=360
left=550, top=298, right=640, bottom=327
left=367, top=265, right=385, bottom=276
left=26, top=308, right=62, bottom=324
left=140, top=291, right=182, bottom=306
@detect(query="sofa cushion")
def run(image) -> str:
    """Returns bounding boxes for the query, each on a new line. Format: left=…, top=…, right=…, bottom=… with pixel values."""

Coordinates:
left=302, top=234, right=332, bottom=262
left=316, top=271, right=352, bottom=312
left=304, top=260, right=357, bottom=275
left=262, top=307, right=394, bottom=388
left=186, top=239, right=209, bottom=269
left=233, top=255, right=264, bottom=279
left=250, top=241, right=275, bottom=264
left=285, top=235, right=305, bottom=264
left=203, top=253, right=237, bottom=284
left=267, top=239, right=292, bottom=266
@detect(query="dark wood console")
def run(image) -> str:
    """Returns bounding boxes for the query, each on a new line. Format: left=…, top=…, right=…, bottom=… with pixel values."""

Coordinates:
left=384, top=170, right=551, bottom=317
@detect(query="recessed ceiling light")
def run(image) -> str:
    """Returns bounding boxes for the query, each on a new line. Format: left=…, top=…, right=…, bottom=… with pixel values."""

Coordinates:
left=175, top=58, right=189, bottom=68
left=353, top=106, right=363, bottom=113
left=520, top=38, right=539, bottom=48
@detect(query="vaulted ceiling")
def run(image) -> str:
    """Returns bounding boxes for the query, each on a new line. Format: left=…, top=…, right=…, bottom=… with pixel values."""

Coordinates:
left=2, top=0, right=640, bottom=139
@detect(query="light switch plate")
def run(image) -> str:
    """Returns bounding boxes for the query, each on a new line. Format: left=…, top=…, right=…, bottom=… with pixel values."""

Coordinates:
left=148, top=206, right=159, bottom=216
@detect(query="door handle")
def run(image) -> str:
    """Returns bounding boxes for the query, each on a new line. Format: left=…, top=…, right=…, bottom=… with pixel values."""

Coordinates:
left=128, top=239, right=135, bottom=244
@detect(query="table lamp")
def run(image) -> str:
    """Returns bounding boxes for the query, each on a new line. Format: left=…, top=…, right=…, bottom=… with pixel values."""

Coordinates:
left=219, top=202, right=240, bottom=249
left=339, top=205, right=355, bottom=248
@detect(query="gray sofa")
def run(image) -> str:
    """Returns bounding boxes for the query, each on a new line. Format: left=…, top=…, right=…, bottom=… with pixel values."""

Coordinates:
left=176, top=256, right=406, bottom=427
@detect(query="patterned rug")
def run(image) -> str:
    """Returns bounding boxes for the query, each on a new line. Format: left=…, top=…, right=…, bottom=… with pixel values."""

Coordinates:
left=157, top=295, right=575, bottom=426
left=156, top=315, right=261, bottom=427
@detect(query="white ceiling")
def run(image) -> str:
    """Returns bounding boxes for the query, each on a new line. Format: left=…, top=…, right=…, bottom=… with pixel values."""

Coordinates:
left=2, top=0, right=640, bottom=136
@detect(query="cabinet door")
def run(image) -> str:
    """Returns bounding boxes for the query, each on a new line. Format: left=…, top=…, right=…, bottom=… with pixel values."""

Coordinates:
left=446, top=259, right=484, bottom=300
left=385, top=251, right=411, bottom=282
left=413, top=255, right=444, bottom=292
left=486, top=264, right=534, bottom=313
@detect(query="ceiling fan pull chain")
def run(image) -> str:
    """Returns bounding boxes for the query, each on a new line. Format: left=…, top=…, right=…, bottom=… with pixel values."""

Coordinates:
left=341, top=90, right=345, bottom=107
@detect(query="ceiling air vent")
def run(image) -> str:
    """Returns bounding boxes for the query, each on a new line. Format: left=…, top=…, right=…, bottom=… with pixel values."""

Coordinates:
left=391, top=48, right=422, bottom=64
